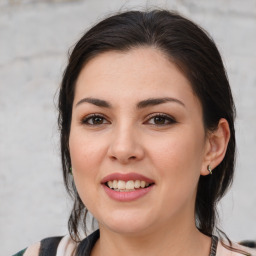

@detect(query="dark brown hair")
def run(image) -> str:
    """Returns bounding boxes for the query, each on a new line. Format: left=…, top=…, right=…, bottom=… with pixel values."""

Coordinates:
left=58, top=9, right=238, bottom=251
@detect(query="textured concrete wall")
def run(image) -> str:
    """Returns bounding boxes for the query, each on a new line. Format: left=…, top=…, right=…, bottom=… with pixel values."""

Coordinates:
left=0, top=0, right=255, bottom=255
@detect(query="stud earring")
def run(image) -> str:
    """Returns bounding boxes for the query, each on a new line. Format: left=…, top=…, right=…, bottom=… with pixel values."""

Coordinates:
left=207, top=165, right=212, bottom=175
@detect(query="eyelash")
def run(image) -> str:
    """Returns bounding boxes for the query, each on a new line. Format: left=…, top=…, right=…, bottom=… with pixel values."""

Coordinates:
left=81, top=114, right=109, bottom=126
left=81, top=113, right=177, bottom=126
left=146, top=113, right=177, bottom=126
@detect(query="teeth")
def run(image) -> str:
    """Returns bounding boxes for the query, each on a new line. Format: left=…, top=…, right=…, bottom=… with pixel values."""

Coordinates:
left=126, top=180, right=134, bottom=190
left=108, top=180, right=113, bottom=189
left=134, top=180, right=140, bottom=188
left=141, top=181, right=146, bottom=188
left=113, top=180, right=118, bottom=189
left=117, top=180, right=126, bottom=190
left=107, top=180, right=151, bottom=191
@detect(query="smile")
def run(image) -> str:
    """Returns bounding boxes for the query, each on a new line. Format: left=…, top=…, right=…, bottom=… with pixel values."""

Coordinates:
left=106, top=180, right=152, bottom=192
left=101, top=173, right=155, bottom=201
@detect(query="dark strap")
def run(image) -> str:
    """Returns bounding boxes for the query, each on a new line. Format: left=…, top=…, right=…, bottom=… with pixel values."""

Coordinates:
left=76, top=230, right=100, bottom=256
left=39, top=236, right=63, bottom=256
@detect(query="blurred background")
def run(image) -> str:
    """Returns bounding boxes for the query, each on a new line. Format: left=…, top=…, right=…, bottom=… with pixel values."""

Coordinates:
left=0, top=0, right=255, bottom=255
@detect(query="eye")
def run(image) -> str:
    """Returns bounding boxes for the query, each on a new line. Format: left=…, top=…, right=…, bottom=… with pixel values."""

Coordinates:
left=146, top=113, right=176, bottom=126
left=81, top=114, right=109, bottom=126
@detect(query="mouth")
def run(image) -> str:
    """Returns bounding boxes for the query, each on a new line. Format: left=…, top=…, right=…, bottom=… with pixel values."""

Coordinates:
left=101, top=172, right=155, bottom=201
left=105, top=179, right=154, bottom=192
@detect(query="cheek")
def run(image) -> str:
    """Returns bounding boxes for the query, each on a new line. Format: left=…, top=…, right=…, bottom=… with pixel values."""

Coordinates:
left=149, top=132, right=203, bottom=168
left=147, top=129, right=205, bottom=193
left=69, top=129, right=104, bottom=170
left=147, top=135, right=203, bottom=215
left=69, top=130, right=100, bottom=196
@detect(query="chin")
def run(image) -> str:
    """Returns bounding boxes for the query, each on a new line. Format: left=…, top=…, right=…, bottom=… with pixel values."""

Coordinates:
left=105, top=223, right=150, bottom=236
left=98, top=211, right=155, bottom=235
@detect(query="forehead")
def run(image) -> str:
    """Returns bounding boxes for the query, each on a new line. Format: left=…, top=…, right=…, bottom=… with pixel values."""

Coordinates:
left=74, top=47, right=198, bottom=107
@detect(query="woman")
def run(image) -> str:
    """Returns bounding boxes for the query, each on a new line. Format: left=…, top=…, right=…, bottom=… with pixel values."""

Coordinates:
left=13, top=9, right=255, bottom=256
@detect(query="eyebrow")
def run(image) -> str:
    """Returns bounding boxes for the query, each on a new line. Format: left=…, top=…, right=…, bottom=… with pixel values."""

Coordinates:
left=137, top=97, right=185, bottom=108
left=76, top=97, right=111, bottom=108
left=75, top=97, right=185, bottom=109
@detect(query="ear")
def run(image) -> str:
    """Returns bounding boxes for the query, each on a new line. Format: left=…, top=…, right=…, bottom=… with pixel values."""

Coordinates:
left=201, top=118, right=230, bottom=176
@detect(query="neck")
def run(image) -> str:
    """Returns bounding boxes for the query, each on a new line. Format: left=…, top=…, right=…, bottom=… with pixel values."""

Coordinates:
left=91, top=218, right=211, bottom=256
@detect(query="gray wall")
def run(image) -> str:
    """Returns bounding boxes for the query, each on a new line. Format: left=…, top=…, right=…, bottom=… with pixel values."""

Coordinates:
left=0, top=0, right=255, bottom=255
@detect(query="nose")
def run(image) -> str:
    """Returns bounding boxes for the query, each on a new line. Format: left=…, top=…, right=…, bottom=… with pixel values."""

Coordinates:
left=107, top=126, right=144, bottom=164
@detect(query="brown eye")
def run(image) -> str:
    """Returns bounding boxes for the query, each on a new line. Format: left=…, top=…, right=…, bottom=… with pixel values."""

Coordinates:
left=154, top=116, right=166, bottom=125
left=82, top=114, right=109, bottom=125
left=92, top=116, right=104, bottom=124
left=147, top=114, right=176, bottom=126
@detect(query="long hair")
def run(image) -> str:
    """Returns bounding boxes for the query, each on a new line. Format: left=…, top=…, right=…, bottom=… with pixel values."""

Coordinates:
left=58, top=9, right=236, bottom=245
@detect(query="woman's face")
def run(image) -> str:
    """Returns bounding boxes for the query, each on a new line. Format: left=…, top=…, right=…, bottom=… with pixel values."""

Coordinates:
left=69, top=47, right=210, bottom=235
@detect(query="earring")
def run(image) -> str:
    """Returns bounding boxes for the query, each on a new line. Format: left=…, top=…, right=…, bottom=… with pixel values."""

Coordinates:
left=207, top=165, right=212, bottom=175
left=69, top=167, right=73, bottom=175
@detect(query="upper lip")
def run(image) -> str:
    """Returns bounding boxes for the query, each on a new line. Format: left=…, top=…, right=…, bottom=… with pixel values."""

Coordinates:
left=101, top=172, right=155, bottom=184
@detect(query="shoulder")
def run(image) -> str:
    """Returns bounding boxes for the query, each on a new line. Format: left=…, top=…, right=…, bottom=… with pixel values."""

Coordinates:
left=217, top=240, right=256, bottom=256
left=13, top=235, right=77, bottom=256
left=24, top=242, right=41, bottom=256
left=13, top=242, right=40, bottom=256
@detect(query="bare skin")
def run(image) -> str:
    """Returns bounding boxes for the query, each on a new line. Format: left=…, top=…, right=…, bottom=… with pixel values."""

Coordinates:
left=69, top=47, right=230, bottom=256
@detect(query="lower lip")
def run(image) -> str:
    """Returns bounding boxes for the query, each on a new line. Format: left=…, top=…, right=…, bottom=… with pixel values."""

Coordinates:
left=102, top=185, right=154, bottom=202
